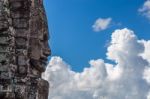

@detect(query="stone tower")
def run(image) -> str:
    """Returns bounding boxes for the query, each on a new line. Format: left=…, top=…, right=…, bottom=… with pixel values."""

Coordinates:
left=0, top=0, right=50, bottom=99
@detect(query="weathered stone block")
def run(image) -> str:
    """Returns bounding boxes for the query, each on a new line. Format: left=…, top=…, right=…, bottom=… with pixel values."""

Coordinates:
left=0, top=21, right=9, bottom=31
left=13, top=19, right=29, bottom=29
left=9, top=0, right=27, bottom=3
left=37, top=79, right=49, bottom=99
left=10, top=1, right=30, bottom=14
left=0, top=53, right=8, bottom=63
left=14, top=84, right=28, bottom=99
left=0, top=36, right=9, bottom=45
left=16, top=37, right=27, bottom=48
left=10, top=1, right=22, bottom=10
left=0, top=72, right=10, bottom=80
left=0, top=84, right=12, bottom=93
left=0, top=31, right=9, bottom=36
left=0, top=13, right=8, bottom=21
left=15, top=29, right=28, bottom=37
left=10, top=10, right=29, bottom=18
left=0, top=46, right=9, bottom=53
left=18, top=65, right=27, bottom=75
left=0, top=65, right=9, bottom=72
left=17, top=55, right=26, bottom=66
left=16, top=49, right=27, bottom=55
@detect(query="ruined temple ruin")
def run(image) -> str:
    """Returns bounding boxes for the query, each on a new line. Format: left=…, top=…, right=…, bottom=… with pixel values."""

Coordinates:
left=0, top=0, right=50, bottom=98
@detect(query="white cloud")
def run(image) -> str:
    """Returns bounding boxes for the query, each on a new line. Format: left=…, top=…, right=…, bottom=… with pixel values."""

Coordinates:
left=43, top=28, right=150, bottom=99
left=92, top=18, right=112, bottom=32
left=139, top=0, right=150, bottom=20
left=141, top=40, right=150, bottom=84
left=143, top=67, right=150, bottom=84
left=141, top=40, right=150, bottom=63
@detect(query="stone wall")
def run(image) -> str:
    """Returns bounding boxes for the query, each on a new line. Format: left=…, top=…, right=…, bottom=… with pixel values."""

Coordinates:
left=0, top=0, right=50, bottom=99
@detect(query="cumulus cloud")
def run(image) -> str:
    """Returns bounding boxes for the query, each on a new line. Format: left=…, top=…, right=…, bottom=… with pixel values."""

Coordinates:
left=43, top=28, right=150, bottom=99
left=141, top=40, right=150, bottom=63
left=139, top=0, right=150, bottom=20
left=92, top=18, right=112, bottom=32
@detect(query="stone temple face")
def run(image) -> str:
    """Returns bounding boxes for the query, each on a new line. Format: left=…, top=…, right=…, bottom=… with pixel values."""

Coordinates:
left=0, top=0, right=50, bottom=99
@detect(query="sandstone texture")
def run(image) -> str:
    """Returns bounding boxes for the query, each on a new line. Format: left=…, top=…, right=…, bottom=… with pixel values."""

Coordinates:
left=0, top=0, right=50, bottom=99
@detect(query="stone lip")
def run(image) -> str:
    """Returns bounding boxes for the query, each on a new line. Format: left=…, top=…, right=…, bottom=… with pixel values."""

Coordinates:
left=0, top=0, right=50, bottom=99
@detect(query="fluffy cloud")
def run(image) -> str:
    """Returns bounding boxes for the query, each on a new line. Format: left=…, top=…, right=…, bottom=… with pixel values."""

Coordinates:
left=139, top=0, right=150, bottom=20
left=92, top=18, right=112, bottom=32
left=141, top=40, right=150, bottom=63
left=43, top=28, right=150, bottom=99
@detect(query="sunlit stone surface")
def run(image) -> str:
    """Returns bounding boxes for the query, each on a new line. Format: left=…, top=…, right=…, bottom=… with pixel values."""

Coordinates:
left=0, top=0, right=50, bottom=98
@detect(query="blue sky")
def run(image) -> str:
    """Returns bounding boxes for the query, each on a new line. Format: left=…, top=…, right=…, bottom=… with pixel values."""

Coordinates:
left=44, top=0, right=150, bottom=72
left=43, top=0, right=150, bottom=98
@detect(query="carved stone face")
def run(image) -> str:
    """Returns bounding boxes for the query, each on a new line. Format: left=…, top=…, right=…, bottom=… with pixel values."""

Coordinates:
left=0, top=0, right=50, bottom=98
left=29, top=0, right=51, bottom=73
